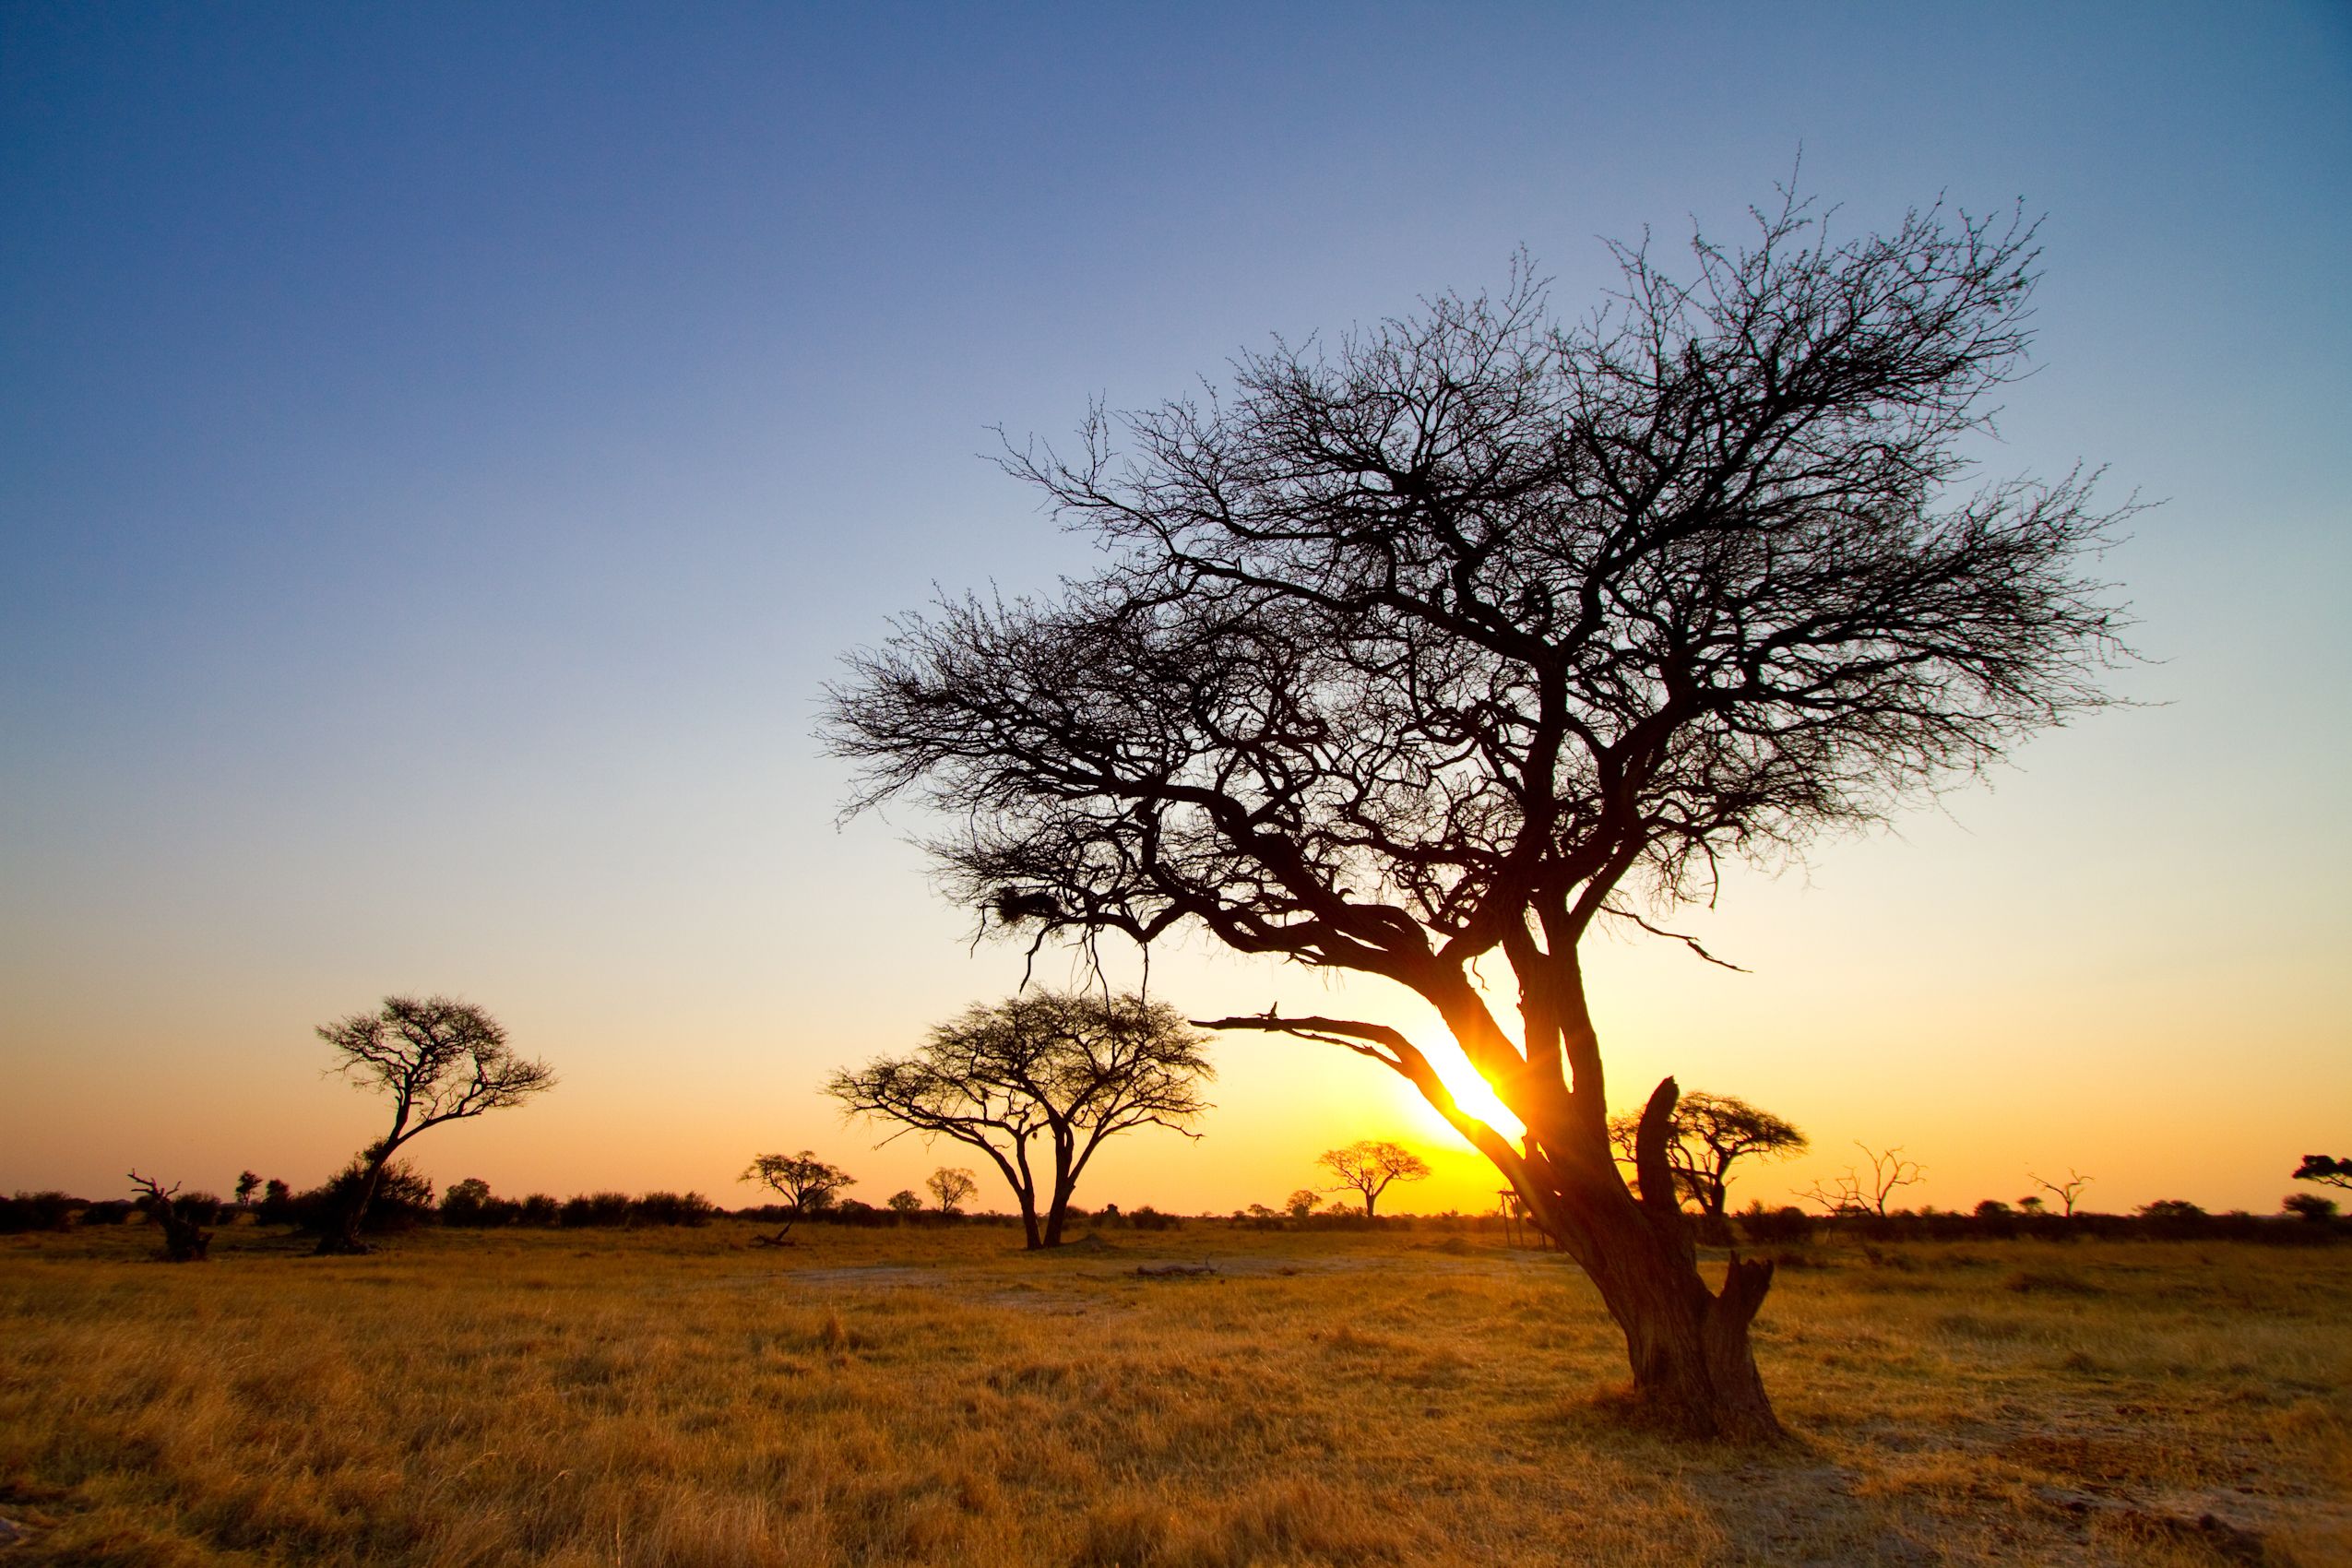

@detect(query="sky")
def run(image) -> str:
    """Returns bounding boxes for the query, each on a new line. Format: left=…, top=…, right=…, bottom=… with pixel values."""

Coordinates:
left=4, top=3, right=2347, bottom=1218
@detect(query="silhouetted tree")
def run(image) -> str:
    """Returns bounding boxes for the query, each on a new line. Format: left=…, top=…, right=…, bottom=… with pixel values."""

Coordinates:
left=441, top=1177, right=494, bottom=1225
left=1798, top=1145, right=1925, bottom=1218
left=1317, top=1140, right=1431, bottom=1218
left=2283, top=1193, right=2337, bottom=1223
left=886, top=1189, right=924, bottom=1216
left=2027, top=1167, right=2094, bottom=1217
left=234, top=1170, right=261, bottom=1208
left=315, top=995, right=553, bottom=1254
left=925, top=1166, right=979, bottom=1215
left=127, top=1171, right=211, bottom=1262
left=828, top=992, right=1212, bottom=1249
left=1286, top=1188, right=1320, bottom=1220
left=1607, top=1093, right=1808, bottom=1222
left=2293, top=1155, right=2352, bottom=1191
left=826, top=187, right=2130, bottom=1438
left=740, top=1151, right=853, bottom=1244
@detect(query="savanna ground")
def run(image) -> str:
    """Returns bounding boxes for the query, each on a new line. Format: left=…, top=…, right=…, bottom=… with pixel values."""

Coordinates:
left=2, top=1219, right=2345, bottom=1566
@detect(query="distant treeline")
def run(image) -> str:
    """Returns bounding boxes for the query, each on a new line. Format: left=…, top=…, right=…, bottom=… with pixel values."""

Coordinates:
left=4, top=1186, right=2342, bottom=1244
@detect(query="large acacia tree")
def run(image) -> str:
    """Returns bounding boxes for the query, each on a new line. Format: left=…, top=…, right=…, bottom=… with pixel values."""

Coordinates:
left=826, top=193, right=2128, bottom=1439
left=827, top=991, right=1211, bottom=1248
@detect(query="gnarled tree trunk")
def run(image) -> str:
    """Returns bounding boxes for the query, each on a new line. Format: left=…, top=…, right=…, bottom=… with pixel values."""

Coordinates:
left=1524, top=1081, right=1782, bottom=1442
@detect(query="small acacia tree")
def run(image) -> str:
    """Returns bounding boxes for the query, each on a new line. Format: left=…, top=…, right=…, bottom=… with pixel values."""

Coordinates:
left=1608, top=1093, right=1808, bottom=1221
left=828, top=991, right=1212, bottom=1249
left=2293, top=1155, right=2352, bottom=1191
left=740, top=1151, right=854, bottom=1243
left=1318, top=1140, right=1431, bottom=1218
left=315, top=995, right=553, bottom=1254
left=827, top=189, right=2130, bottom=1438
left=926, top=1166, right=979, bottom=1215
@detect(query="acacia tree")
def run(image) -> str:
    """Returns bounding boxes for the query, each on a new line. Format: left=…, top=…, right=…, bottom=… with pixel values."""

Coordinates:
left=2293, top=1156, right=2352, bottom=1191
left=827, top=992, right=1212, bottom=1248
left=926, top=1166, right=979, bottom=1215
left=826, top=191, right=2128, bottom=1438
left=315, top=995, right=553, bottom=1254
left=740, top=1151, right=854, bottom=1243
left=1607, top=1093, right=1808, bottom=1220
left=1318, top=1140, right=1431, bottom=1218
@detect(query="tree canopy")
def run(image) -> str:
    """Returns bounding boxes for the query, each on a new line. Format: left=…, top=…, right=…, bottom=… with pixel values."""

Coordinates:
left=1317, top=1139, right=1432, bottom=1218
left=827, top=991, right=1211, bottom=1248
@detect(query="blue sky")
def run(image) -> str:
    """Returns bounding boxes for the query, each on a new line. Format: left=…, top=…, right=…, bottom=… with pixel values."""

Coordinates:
left=4, top=4, right=2346, bottom=1211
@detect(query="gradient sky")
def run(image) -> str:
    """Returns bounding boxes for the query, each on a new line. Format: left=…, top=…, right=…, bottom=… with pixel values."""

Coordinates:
left=5, top=4, right=2346, bottom=1218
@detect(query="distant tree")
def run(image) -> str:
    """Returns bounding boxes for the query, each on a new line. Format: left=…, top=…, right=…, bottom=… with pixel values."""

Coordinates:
left=444, top=1177, right=492, bottom=1207
left=1798, top=1145, right=1925, bottom=1218
left=2027, top=1168, right=2094, bottom=1217
left=256, top=1177, right=293, bottom=1225
left=234, top=1170, right=262, bottom=1208
left=826, top=190, right=2132, bottom=1438
left=2293, top=1155, right=2352, bottom=1191
left=315, top=995, right=554, bottom=1254
left=828, top=992, right=1212, bottom=1249
left=886, top=1189, right=924, bottom=1216
left=1606, top=1093, right=1808, bottom=1220
left=1318, top=1140, right=1431, bottom=1218
left=127, top=1171, right=210, bottom=1262
left=1286, top=1188, right=1320, bottom=1221
left=926, top=1166, right=979, bottom=1216
left=741, top=1151, right=854, bottom=1244
left=2015, top=1194, right=2046, bottom=1215
left=2283, top=1193, right=2337, bottom=1223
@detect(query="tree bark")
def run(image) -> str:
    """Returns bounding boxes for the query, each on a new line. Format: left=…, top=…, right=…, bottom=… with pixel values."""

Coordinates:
left=1016, top=1194, right=1042, bottom=1250
left=1531, top=1090, right=1783, bottom=1443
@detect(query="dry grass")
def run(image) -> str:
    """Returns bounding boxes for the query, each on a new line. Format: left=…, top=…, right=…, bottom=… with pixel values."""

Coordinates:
left=1, top=1222, right=2345, bottom=1565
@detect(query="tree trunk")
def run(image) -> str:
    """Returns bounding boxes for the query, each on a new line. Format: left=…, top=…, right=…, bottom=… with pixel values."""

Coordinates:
left=1534, top=1099, right=1783, bottom=1443
left=1586, top=1209, right=1779, bottom=1441
left=1016, top=1195, right=1042, bottom=1250
left=1040, top=1172, right=1075, bottom=1247
left=315, top=1148, right=390, bottom=1256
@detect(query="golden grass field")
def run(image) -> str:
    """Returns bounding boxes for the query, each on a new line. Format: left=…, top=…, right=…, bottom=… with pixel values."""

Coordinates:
left=1, top=1219, right=2345, bottom=1566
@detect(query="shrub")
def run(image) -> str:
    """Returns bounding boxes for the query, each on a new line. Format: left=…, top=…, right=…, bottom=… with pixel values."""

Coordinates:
left=78, top=1199, right=134, bottom=1226
left=1738, top=1205, right=1813, bottom=1245
left=633, top=1191, right=715, bottom=1227
left=518, top=1194, right=561, bottom=1227
left=292, top=1159, right=436, bottom=1237
left=560, top=1193, right=636, bottom=1228
left=1129, top=1206, right=1180, bottom=1231
left=0, top=1192, right=78, bottom=1233
left=172, top=1191, right=224, bottom=1226
left=2284, top=1193, right=2339, bottom=1223
left=255, top=1178, right=296, bottom=1226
